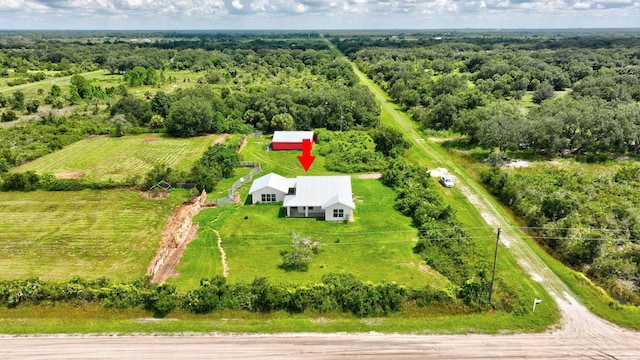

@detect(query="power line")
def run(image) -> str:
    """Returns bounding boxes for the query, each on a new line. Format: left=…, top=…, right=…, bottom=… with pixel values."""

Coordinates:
left=509, top=225, right=640, bottom=234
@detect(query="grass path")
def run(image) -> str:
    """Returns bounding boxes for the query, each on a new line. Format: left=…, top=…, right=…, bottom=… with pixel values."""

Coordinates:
left=213, top=229, right=229, bottom=278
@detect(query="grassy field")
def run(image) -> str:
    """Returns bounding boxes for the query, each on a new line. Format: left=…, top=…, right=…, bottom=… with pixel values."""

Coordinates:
left=0, top=189, right=190, bottom=281
left=0, top=302, right=556, bottom=335
left=171, top=178, right=447, bottom=289
left=13, top=133, right=220, bottom=181
left=172, top=134, right=447, bottom=289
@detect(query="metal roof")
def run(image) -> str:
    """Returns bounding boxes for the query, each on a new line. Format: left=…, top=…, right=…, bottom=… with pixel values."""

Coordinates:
left=248, top=173, right=295, bottom=194
left=284, top=175, right=355, bottom=209
left=272, top=131, right=314, bottom=143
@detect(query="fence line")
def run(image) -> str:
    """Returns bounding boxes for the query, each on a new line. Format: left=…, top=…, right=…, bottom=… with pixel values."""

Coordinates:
left=206, top=163, right=262, bottom=207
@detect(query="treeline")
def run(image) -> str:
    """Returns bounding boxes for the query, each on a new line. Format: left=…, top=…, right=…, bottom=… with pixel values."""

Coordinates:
left=482, top=164, right=640, bottom=305
left=381, top=159, right=525, bottom=312
left=0, top=33, right=328, bottom=74
left=455, top=97, right=640, bottom=158
left=0, top=273, right=454, bottom=318
left=110, top=83, right=379, bottom=138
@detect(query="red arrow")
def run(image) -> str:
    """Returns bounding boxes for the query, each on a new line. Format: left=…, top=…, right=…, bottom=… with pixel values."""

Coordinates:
left=297, top=138, right=315, bottom=172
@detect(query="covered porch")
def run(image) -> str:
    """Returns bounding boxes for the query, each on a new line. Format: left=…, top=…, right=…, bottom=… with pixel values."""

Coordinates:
left=286, top=206, right=325, bottom=219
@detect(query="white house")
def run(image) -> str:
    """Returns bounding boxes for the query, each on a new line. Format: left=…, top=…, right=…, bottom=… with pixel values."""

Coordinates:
left=248, top=173, right=296, bottom=204
left=248, top=173, right=355, bottom=221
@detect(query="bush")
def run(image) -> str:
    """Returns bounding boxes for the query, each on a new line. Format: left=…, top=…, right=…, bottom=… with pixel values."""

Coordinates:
left=279, top=232, right=321, bottom=272
left=1, top=110, right=18, bottom=122
left=0, top=171, right=41, bottom=191
left=144, top=284, right=177, bottom=318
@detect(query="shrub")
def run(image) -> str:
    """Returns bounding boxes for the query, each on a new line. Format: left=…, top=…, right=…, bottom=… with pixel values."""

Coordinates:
left=1, top=110, right=18, bottom=122
left=144, top=284, right=177, bottom=318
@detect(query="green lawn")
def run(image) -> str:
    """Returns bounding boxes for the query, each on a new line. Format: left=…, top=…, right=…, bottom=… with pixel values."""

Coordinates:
left=13, top=133, right=220, bottom=181
left=171, top=178, right=448, bottom=289
left=240, top=136, right=342, bottom=177
left=0, top=189, right=189, bottom=281
left=0, top=303, right=556, bottom=335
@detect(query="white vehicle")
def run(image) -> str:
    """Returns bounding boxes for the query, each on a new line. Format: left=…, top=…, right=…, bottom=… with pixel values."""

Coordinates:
left=440, top=175, right=455, bottom=188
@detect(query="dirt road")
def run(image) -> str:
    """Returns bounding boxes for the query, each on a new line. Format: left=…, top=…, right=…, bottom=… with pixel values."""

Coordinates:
left=2, top=329, right=640, bottom=359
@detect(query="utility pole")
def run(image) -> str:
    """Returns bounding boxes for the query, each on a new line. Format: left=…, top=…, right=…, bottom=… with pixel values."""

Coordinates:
left=488, top=227, right=501, bottom=306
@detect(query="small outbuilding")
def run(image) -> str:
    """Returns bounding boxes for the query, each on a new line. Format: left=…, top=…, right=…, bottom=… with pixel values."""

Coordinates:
left=271, top=131, right=314, bottom=151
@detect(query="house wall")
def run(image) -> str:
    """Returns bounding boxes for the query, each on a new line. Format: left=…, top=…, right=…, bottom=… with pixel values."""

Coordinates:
left=324, top=203, right=353, bottom=221
left=250, top=186, right=286, bottom=204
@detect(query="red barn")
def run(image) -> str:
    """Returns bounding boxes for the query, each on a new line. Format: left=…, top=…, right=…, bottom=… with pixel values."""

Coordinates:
left=271, top=131, right=314, bottom=151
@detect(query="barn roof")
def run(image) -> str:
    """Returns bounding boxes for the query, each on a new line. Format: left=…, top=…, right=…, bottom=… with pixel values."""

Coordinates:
left=272, top=131, right=314, bottom=143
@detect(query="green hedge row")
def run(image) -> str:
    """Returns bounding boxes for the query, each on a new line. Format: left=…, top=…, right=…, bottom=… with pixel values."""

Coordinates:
left=0, top=171, right=132, bottom=192
left=0, top=274, right=456, bottom=318
left=382, top=159, right=493, bottom=309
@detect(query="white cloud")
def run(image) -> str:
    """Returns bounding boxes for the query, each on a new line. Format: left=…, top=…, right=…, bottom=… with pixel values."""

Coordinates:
left=0, top=0, right=639, bottom=29
left=232, top=0, right=244, bottom=9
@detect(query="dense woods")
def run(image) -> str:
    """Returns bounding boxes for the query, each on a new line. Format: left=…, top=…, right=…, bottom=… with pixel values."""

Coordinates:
left=340, top=32, right=640, bottom=157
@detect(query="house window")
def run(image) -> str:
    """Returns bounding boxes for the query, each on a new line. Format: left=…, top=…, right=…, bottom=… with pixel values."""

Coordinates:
left=261, top=193, right=276, bottom=202
left=333, top=209, right=344, bottom=218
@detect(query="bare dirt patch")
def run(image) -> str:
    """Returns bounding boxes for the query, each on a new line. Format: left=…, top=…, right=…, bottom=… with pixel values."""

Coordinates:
left=238, top=135, right=248, bottom=152
left=139, top=191, right=169, bottom=200
left=147, top=191, right=208, bottom=283
left=54, top=171, right=85, bottom=179
left=213, top=229, right=229, bottom=278
left=141, top=137, right=159, bottom=142
left=429, top=167, right=451, bottom=178
left=354, top=172, right=381, bottom=179
left=505, top=159, right=531, bottom=168
left=212, top=133, right=230, bottom=145
left=428, top=137, right=457, bottom=143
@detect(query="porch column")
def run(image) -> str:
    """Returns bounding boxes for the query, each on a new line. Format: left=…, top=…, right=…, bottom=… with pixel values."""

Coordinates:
left=305, top=207, right=308, bottom=217
left=287, top=207, right=290, bottom=217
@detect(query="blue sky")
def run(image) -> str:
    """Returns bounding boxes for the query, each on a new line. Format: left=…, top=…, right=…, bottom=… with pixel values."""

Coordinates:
left=0, top=0, right=638, bottom=29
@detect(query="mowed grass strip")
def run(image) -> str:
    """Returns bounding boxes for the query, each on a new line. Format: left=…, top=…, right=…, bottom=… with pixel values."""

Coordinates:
left=240, top=136, right=340, bottom=177
left=14, top=134, right=220, bottom=181
left=172, top=178, right=449, bottom=289
left=0, top=190, right=189, bottom=281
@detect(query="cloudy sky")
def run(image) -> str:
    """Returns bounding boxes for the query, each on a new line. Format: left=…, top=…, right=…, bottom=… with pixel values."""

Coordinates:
left=0, top=0, right=638, bottom=30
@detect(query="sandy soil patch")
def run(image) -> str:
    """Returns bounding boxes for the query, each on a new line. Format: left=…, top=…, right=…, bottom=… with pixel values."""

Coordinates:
left=147, top=191, right=207, bottom=283
left=505, top=159, right=531, bottom=168
left=139, top=191, right=169, bottom=200
left=214, top=229, right=229, bottom=278
left=54, top=171, right=85, bottom=179
left=429, top=167, right=451, bottom=178
left=142, top=137, right=159, bottom=142
left=212, top=133, right=230, bottom=145
left=428, top=137, right=457, bottom=143
left=354, top=172, right=381, bottom=179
